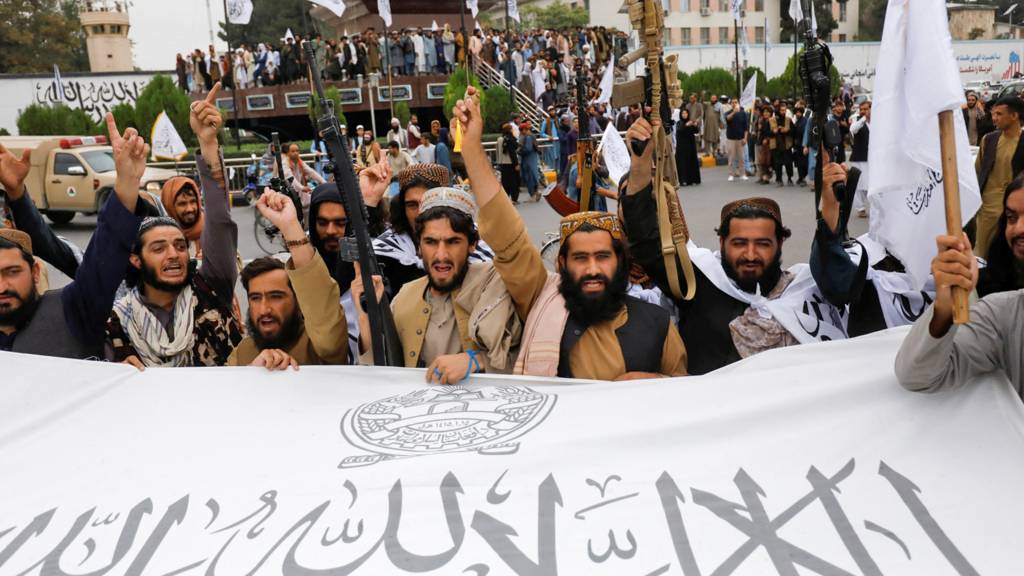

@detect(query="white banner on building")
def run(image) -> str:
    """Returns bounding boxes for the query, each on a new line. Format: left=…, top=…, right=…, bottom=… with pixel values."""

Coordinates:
left=150, top=111, right=188, bottom=161
left=308, top=0, right=345, bottom=18
left=225, top=0, right=253, bottom=25
left=1, top=329, right=1023, bottom=572
left=869, top=0, right=981, bottom=287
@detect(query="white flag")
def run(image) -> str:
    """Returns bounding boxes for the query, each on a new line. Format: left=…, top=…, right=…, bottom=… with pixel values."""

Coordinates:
left=766, top=25, right=773, bottom=54
left=740, top=27, right=750, bottom=59
left=52, top=64, right=65, bottom=103
left=810, top=0, right=818, bottom=37
left=600, top=122, right=630, bottom=185
left=508, top=0, right=520, bottom=23
left=308, top=0, right=345, bottom=18
left=1004, top=3, right=1017, bottom=17
left=282, top=28, right=295, bottom=42
left=225, top=0, right=253, bottom=24
left=788, top=0, right=803, bottom=22
left=729, top=0, right=743, bottom=22
left=739, top=72, right=757, bottom=108
left=431, top=20, right=439, bottom=32
left=475, top=20, right=482, bottom=31
left=377, top=0, right=392, bottom=27
left=150, top=111, right=188, bottom=161
left=594, top=55, right=615, bottom=104
left=467, top=0, right=479, bottom=18
left=867, top=0, right=981, bottom=288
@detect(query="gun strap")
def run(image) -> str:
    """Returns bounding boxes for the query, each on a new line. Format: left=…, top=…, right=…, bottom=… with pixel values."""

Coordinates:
left=654, top=131, right=696, bottom=301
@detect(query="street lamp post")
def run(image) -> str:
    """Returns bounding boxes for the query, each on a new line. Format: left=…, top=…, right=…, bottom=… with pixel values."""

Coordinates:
left=366, top=73, right=380, bottom=138
left=220, top=0, right=241, bottom=151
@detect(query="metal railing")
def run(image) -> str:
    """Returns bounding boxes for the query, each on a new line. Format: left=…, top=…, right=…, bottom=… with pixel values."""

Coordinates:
left=472, top=58, right=550, bottom=128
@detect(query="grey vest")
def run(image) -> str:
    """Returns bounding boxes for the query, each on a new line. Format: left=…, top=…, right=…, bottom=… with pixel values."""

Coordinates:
left=11, top=291, right=100, bottom=360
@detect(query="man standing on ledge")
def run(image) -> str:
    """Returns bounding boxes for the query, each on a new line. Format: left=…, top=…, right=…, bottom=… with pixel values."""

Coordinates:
left=453, top=87, right=687, bottom=380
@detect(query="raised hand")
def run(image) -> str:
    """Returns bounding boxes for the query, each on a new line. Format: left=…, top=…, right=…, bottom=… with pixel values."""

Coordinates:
left=255, top=188, right=300, bottom=233
left=359, top=161, right=392, bottom=208
left=0, top=143, right=32, bottom=201
left=453, top=86, right=484, bottom=144
left=625, top=116, right=657, bottom=195
left=105, top=112, right=147, bottom=212
left=190, top=82, right=223, bottom=145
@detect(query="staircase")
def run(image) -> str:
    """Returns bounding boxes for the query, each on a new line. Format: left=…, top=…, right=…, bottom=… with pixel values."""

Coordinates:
left=471, top=57, right=550, bottom=128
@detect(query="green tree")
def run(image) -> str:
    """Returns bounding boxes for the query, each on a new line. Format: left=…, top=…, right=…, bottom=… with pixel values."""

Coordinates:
left=520, top=0, right=589, bottom=30
left=682, top=68, right=739, bottom=99
left=16, top=104, right=102, bottom=136
left=394, top=101, right=411, bottom=128
left=219, top=1, right=307, bottom=48
left=307, top=86, right=348, bottom=129
left=780, top=0, right=839, bottom=43
left=110, top=102, right=138, bottom=133
left=482, top=86, right=514, bottom=133
left=0, top=0, right=89, bottom=73
left=858, top=0, right=889, bottom=41
left=443, top=66, right=486, bottom=120
left=133, top=75, right=194, bottom=147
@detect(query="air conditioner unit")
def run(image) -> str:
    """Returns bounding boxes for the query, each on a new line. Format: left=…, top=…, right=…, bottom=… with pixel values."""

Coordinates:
left=700, top=7, right=711, bottom=16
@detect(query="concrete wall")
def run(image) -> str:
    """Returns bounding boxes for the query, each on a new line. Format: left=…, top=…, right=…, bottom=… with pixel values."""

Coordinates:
left=667, top=38, right=1024, bottom=92
left=949, top=8, right=997, bottom=40
left=0, top=71, right=167, bottom=135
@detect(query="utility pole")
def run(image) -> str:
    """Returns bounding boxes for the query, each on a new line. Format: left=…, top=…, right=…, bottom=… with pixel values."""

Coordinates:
left=384, top=26, right=394, bottom=120
left=733, top=19, right=741, bottom=98
left=205, top=0, right=215, bottom=46
left=220, top=0, right=241, bottom=151
left=505, top=0, right=514, bottom=110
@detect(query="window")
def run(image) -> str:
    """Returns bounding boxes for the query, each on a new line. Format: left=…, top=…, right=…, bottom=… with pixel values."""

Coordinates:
left=663, top=29, right=671, bottom=47
left=839, top=33, right=847, bottom=42
left=718, top=0, right=729, bottom=11
left=700, top=0, right=710, bottom=10
left=755, top=26, right=765, bottom=44
left=754, top=0, right=763, bottom=10
left=700, top=27, right=711, bottom=44
left=110, top=25, right=121, bottom=33
left=682, top=28, right=692, bottom=45
left=680, top=0, right=689, bottom=12
left=92, top=25, right=104, bottom=34
left=839, top=2, right=847, bottom=22
left=719, top=26, right=730, bottom=44
left=54, top=153, right=85, bottom=176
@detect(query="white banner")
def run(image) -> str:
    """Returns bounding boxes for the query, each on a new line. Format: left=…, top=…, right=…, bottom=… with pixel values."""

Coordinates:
left=2, top=329, right=1023, bottom=572
left=467, top=0, right=479, bottom=18
left=600, top=121, right=630, bottom=185
left=868, top=0, right=982, bottom=288
left=377, top=0, right=392, bottom=27
left=508, top=0, right=520, bottom=23
left=225, top=0, right=253, bottom=25
left=740, top=72, right=757, bottom=109
left=150, top=111, right=188, bottom=161
left=308, top=0, right=345, bottom=18
left=594, top=55, right=615, bottom=105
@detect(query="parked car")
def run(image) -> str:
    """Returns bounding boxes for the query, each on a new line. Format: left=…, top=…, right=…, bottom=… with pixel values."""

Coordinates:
left=995, top=80, right=1024, bottom=101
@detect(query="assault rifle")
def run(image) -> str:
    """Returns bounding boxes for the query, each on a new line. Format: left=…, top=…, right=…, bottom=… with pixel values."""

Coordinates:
left=575, top=63, right=596, bottom=212
left=798, top=10, right=858, bottom=227
left=611, top=0, right=696, bottom=301
left=303, top=41, right=403, bottom=367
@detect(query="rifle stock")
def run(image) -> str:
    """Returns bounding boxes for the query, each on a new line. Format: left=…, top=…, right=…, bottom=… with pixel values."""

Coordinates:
left=303, top=42, right=403, bottom=367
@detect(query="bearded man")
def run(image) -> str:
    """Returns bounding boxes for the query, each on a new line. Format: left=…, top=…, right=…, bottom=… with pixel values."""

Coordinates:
left=106, top=83, right=243, bottom=368
left=372, top=163, right=493, bottom=297
left=621, top=117, right=847, bottom=375
left=160, top=176, right=204, bottom=257
left=454, top=87, right=687, bottom=380
left=228, top=190, right=350, bottom=369
left=0, top=114, right=149, bottom=358
left=353, top=186, right=521, bottom=384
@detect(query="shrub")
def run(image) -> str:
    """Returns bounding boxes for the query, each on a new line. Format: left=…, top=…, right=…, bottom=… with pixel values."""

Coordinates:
left=307, top=86, right=348, bottom=129
left=443, top=65, right=486, bottom=120
left=133, top=74, right=193, bottom=146
left=681, top=68, right=739, bottom=99
left=16, top=103, right=102, bottom=136
left=394, top=101, right=411, bottom=128
left=482, top=85, right=515, bottom=134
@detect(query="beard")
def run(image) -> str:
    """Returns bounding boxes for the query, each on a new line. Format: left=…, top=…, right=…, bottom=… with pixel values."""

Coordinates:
left=140, top=259, right=192, bottom=293
left=178, top=211, right=199, bottom=227
left=0, top=288, right=41, bottom=328
left=426, top=257, right=470, bottom=294
left=247, top=309, right=304, bottom=351
left=722, top=250, right=784, bottom=294
left=558, top=261, right=629, bottom=326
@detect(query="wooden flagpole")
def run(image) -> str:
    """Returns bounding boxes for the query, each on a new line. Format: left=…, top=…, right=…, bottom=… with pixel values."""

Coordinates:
left=937, top=109, right=970, bottom=324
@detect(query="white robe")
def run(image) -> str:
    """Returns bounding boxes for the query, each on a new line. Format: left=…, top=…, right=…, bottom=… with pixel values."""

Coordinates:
left=412, top=34, right=426, bottom=72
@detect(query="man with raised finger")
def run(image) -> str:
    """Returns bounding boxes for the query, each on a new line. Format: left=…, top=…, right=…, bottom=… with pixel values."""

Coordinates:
left=895, top=235, right=1024, bottom=396
left=228, top=190, right=350, bottom=370
left=105, top=83, right=244, bottom=367
left=0, top=114, right=149, bottom=358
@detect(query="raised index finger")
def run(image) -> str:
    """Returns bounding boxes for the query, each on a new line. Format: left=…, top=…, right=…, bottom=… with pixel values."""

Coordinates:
left=105, top=112, right=122, bottom=142
left=205, top=82, right=222, bottom=105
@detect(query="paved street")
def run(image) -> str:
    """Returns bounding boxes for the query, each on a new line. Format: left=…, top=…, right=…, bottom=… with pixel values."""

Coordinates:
left=44, top=164, right=869, bottom=290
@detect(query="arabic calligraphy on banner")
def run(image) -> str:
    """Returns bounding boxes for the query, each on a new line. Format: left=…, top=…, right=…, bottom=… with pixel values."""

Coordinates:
left=33, top=77, right=149, bottom=124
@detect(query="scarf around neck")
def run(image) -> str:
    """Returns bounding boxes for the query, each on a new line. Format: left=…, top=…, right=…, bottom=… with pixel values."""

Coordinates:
left=113, top=285, right=197, bottom=367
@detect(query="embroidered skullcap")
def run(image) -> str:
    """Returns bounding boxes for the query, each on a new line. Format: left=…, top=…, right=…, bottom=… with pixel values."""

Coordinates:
left=559, top=211, right=623, bottom=243
left=719, top=197, right=784, bottom=227
left=419, top=186, right=478, bottom=219
left=138, top=216, right=183, bottom=236
left=0, top=228, right=32, bottom=255
left=397, top=163, right=451, bottom=193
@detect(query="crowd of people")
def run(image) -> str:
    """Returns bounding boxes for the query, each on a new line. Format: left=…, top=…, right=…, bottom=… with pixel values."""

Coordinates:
left=4, top=36, right=1024, bottom=398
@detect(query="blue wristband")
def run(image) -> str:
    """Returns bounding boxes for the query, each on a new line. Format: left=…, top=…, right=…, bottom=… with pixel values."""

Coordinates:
left=465, top=350, right=481, bottom=380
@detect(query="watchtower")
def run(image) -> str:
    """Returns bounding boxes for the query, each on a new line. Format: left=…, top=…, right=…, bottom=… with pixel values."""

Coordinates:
left=79, top=0, right=134, bottom=72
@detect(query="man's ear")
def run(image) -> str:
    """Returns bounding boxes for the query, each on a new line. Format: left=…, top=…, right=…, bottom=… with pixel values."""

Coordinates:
left=129, top=254, right=142, bottom=270
left=31, top=261, right=42, bottom=290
